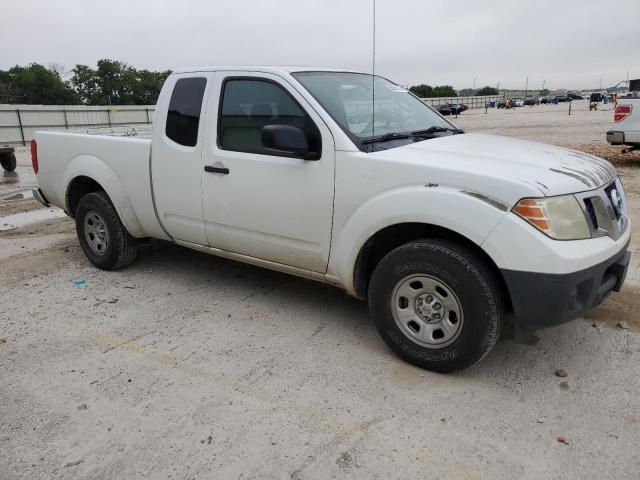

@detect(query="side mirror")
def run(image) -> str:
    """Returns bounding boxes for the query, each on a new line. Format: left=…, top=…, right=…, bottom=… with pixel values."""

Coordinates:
left=261, top=124, right=318, bottom=160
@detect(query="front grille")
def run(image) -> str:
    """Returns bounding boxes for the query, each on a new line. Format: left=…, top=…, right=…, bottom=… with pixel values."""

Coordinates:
left=575, top=178, right=627, bottom=241
left=583, top=198, right=598, bottom=229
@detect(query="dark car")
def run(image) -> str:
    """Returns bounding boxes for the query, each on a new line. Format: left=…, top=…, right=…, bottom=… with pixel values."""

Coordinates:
left=445, top=103, right=468, bottom=114
left=524, top=97, right=540, bottom=106
left=435, top=104, right=453, bottom=116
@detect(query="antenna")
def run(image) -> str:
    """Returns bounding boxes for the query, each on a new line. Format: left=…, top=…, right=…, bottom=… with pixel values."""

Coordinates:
left=371, top=0, right=376, bottom=149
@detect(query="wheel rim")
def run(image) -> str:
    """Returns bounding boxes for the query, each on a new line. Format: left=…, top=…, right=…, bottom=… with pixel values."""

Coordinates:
left=83, top=210, right=109, bottom=256
left=391, top=274, right=464, bottom=349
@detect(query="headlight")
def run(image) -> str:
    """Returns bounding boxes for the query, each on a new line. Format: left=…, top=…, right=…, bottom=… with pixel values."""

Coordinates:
left=512, top=195, right=591, bottom=240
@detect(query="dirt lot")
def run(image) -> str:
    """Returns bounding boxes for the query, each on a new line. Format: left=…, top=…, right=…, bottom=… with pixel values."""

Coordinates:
left=2, top=105, right=640, bottom=480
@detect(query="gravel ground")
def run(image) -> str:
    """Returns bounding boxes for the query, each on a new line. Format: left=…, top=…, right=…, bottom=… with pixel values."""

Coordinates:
left=2, top=107, right=640, bottom=479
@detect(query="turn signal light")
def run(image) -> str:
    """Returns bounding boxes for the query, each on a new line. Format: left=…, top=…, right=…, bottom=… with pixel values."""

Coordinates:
left=512, top=199, right=550, bottom=231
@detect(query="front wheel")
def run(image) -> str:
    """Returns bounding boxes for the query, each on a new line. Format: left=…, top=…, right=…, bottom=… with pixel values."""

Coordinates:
left=75, top=191, right=138, bottom=270
left=368, top=239, right=504, bottom=372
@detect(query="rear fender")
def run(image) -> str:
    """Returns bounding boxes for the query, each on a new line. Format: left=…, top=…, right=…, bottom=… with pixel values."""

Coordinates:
left=63, top=154, right=145, bottom=237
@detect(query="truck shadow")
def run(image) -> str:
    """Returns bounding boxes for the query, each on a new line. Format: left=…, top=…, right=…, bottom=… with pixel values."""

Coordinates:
left=129, top=240, right=612, bottom=380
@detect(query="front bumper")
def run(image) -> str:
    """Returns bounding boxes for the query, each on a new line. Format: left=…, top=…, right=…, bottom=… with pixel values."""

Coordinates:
left=501, top=243, right=630, bottom=332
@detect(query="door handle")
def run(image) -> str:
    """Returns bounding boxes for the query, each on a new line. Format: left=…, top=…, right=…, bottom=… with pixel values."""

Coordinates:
left=204, top=165, right=229, bottom=174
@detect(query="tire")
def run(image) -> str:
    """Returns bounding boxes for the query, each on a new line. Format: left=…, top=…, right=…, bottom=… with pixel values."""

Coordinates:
left=368, top=239, right=504, bottom=373
left=75, top=191, right=138, bottom=270
left=1, top=152, right=16, bottom=172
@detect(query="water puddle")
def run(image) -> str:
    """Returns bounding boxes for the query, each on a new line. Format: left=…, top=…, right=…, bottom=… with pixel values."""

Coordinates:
left=1, top=190, right=34, bottom=201
left=0, top=207, right=68, bottom=231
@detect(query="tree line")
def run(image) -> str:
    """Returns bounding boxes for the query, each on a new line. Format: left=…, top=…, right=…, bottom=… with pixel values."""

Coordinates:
left=410, top=84, right=499, bottom=98
left=0, top=60, right=171, bottom=105
left=0, top=60, right=503, bottom=105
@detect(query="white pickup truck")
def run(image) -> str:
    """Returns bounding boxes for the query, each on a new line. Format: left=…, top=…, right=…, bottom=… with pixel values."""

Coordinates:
left=607, top=97, right=640, bottom=151
left=32, top=67, right=631, bottom=372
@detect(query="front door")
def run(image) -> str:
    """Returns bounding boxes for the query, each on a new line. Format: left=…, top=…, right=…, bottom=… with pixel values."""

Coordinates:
left=201, top=72, right=335, bottom=273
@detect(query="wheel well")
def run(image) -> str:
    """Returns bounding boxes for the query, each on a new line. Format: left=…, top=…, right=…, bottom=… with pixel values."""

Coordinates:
left=66, top=176, right=105, bottom=217
left=353, top=223, right=511, bottom=310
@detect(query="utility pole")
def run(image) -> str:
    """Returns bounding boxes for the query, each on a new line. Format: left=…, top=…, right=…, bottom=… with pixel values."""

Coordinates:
left=525, top=76, right=528, bottom=98
left=542, top=80, right=546, bottom=92
left=473, top=77, right=476, bottom=89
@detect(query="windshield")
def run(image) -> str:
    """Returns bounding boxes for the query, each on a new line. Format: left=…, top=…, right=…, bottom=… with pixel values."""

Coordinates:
left=292, top=71, right=456, bottom=151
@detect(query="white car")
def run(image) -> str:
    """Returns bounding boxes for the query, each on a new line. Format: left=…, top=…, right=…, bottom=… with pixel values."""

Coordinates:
left=511, top=97, right=524, bottom=107
left=32, top=67, right=631, bottom=372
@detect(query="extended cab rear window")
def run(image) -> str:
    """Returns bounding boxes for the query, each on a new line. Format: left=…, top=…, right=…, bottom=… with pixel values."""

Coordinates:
left=165, top=77, right=207, bottom=147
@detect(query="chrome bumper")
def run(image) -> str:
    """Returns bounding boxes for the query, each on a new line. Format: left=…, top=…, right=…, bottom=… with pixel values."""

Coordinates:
left=32, top=188, right=49, bottom=207
left=606, top=130, right=625, bottom=145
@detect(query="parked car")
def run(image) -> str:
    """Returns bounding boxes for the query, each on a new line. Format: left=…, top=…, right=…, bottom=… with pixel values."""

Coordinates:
left=567, top=93, right=583, bottom=100
left=607, top=98, right=640, bottom=150
left=511, top=97, right=524, bottom=107
left=523, top=97, right=540, bottom=106
left=552, top=95, right=572, bottom=103
left=445, top=103, right=468, bottom=114
left=435, top=104, right=453, bottom=116
left=32, top=66, right=631, bottom=373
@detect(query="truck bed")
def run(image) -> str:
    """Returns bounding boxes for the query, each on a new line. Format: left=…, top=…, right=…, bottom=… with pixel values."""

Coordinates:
left=34, top=130, right=166, bottom=239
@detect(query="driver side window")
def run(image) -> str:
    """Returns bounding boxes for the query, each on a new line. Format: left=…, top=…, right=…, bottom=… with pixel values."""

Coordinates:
left=218, top=78, right=321, bottom=156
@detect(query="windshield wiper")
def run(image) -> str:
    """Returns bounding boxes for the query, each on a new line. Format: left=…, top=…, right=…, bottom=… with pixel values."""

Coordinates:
left=361, top=132, right=413, bottom=145
left=411, top=126, right=464, bottom=136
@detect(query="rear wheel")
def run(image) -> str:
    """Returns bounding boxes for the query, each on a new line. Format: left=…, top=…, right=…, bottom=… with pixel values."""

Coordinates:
left=75, top=191, right=138, bottom=270
left=1, top=153, right=16, bottom=172
left=368, top=239, right=504, bottom=372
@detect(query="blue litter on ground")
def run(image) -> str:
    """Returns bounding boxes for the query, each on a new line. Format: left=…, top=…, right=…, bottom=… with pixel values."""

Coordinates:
left=72, top=278, right=86, bottom=286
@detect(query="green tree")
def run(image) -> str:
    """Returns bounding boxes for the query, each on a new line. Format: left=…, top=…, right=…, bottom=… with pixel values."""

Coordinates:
left=409, top=84, right=433, bottom=98
left=71, top=60, right=171, bottom=105
left=539, top=88, right=550, bottom=96
left=0, top=63, right=79, bottom=104
left=432, top=85, right=458, bottom=97
left=458, top=88, right=476, bottom=97
left=476, top=86, right=498, bottom=96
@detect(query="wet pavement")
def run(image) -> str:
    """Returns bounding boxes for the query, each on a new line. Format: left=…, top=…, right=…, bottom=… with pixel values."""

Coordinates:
left=0, top=166, right=37, bottom=200
left=0, top=165, right=65, bottom=231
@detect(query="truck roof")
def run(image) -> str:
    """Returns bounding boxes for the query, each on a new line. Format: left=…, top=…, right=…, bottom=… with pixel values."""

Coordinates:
left=172, top=66, right=362, bottom=75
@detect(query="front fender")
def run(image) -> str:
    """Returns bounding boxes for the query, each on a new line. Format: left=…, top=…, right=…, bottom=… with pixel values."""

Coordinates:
left=327, top=185, right=509, bottom=294
left=63, top=154, right=145, bottom=237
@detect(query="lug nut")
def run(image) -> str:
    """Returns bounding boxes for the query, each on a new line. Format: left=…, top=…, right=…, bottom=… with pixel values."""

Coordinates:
left=433, top=302, right=441, bottom=310
left=425, top=295, right=433, bottom=303
left=433, top=313, right=441, bottom=320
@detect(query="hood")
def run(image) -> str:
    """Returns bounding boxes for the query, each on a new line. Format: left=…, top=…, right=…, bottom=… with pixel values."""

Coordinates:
left=383, top=133, right=616, bottom=197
